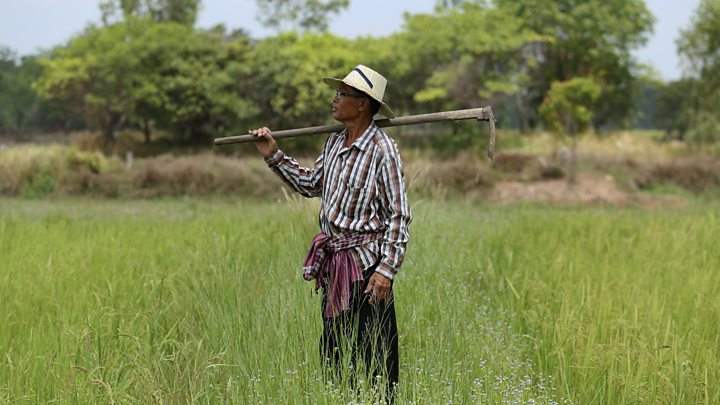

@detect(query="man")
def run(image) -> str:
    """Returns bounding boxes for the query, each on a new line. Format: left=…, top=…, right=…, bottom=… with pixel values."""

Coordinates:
left=251, top=65, right=411, bottom=401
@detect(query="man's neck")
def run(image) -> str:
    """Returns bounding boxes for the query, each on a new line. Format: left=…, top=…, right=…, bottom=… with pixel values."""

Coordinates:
left=343, top=116, right=373, bottom=147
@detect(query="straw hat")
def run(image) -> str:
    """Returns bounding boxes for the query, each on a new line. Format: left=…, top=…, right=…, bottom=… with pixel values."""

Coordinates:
left=323, top=64, right=395, bottom=118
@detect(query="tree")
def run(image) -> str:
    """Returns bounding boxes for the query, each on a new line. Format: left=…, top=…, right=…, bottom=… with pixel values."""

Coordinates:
left=246, top=32, right=359, bottom=151
left=365, top=3, right=543, bottom=130
left=539, top=77, right=601, bottom=182
left=0, top=47, right=20, bottom=133
left=540, top=78, right=601, bottom=135
left=654, top=79, right=696, bottom=139
left=256, top=0, right=350, bottom=32
left=494, top=0, right=654, bottom=128
left=100, top=0, right=200, bottom=26
left=677, top=0, right=720, bottom=143
left=248, top=33, right=358, bottom=126
left=35, top=19, right=256, bottom=144
left=434, top=0, right=482, bottom=10
left=0, top=47, right=67, bottom=134
left=155, top=26, right=258, bottom=142
left=35, top=22, right=146, bottom=142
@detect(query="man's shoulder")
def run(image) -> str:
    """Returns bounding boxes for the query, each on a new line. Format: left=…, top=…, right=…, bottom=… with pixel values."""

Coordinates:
left=328, top=130, right=343, bottom=144
left=371, top=126, right=400, bottom=158
left=324, top=130, right=345, bottom=151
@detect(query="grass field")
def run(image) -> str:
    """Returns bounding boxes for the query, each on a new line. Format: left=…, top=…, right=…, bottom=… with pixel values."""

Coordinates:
left=0, top=197, right=718, bottom=404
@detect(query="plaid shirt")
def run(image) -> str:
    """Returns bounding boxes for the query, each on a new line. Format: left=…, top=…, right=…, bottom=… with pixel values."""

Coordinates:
left=264, top=122, right=411, bottom=279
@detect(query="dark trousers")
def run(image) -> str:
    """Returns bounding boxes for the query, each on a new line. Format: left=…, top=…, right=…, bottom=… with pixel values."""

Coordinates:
left=320, top=267, right=399, bottom=403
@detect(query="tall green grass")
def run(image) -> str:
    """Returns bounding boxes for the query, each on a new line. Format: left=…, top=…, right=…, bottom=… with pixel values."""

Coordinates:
left=0, top=198, right=717, bottom=404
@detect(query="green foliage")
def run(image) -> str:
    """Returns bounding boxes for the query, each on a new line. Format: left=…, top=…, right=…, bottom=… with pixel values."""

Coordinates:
left=14, top=0, right=718, bottom=145
left=256, top=0, right=350, bottom=32
left=379, top=4, right=544, bottom=117
left=678, top=0, right=720, bottom=83
left=435, top=0, right=479, bottom=9
left=677, top=0, right=720, bottom=143
left=629, top=69, right=662, bottom=130
left=686, top=111, right=720, bottom=144
left=654, top=78, right=697, bottom=139
left=495, top=0, right=654, bottom=128
left=21, top=170, right=57, bottom=198
left=145, top=25, right=257, bottom=141
left=35, top=20, right=256, bottom=143
left=0, top=48, right=24, bottom=132
left=0, top=145, right=111, bottom=197
left=0, top=48, right=62, bottom=133
left=539, top=77, right=601, bottom=135
left=35, top=22, right=145, bottom=140
left=99, top=0, right=200, bottom=26
left=248, top=33, right=359, bottom=150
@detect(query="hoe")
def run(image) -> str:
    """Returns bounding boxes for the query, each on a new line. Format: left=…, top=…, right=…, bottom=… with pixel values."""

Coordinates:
left=214, top=107, right=497, bottom=161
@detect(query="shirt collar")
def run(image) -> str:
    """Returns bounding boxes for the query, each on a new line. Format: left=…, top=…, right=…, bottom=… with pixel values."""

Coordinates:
left=340, top=122, right=377, bottom=152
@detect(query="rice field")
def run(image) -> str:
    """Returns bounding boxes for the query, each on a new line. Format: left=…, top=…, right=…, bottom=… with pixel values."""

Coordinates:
left=0, top=197, right=718, bottom=404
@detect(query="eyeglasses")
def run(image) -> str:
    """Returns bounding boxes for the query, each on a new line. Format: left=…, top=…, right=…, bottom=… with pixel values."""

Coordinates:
left=335, top=90, right=365, bottom=99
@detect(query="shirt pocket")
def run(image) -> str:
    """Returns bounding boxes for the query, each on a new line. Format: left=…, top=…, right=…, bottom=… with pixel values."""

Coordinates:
left=340, top=158, right=376, bottom=217
left=342, top=182, right=370, bottom=218
left=342, top=154, right=375, bottom=190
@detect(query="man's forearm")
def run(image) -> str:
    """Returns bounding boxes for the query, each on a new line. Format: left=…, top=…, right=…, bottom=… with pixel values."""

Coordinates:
left=377, top=228, right=410, bottom=280
left=264, top=149, right=323, bottom=198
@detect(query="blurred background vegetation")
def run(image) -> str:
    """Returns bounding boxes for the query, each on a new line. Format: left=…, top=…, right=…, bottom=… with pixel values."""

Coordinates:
left=1, top=0, right=720, bottom=199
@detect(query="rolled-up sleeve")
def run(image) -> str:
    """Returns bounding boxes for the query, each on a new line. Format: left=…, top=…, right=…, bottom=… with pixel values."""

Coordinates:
left=264, top=148, right=324, bottom=198
left=375, top=144, right=412, bottom=279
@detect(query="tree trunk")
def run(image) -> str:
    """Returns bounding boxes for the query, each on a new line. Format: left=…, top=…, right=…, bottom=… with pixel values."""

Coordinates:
left=143, top=119, right=152, bottom=144
left=569, top=134, right=578, bottom=185
left=515, top=92, right=529, bottom=133
left=101, top=125, right=116, bottom=154
left=101, top=110, right=125, bottom=154
left=562, top=114, right=578, bottom=186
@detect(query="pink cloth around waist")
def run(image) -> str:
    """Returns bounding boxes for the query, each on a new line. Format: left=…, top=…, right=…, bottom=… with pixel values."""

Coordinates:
left=303, top=232, right=382, bottom=318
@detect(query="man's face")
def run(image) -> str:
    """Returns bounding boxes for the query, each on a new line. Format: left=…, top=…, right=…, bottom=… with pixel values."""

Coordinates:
left=331, top=83, right=367, bottom=122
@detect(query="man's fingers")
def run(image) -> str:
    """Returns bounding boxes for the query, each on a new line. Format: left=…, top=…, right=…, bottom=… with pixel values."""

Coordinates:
left=248, top=127, right=271, bottom=137
left=363, top=277, right=375, bottom=295
left=364, top=273, right=393, bottom=305
left=365, top=277, right=379, bottom=304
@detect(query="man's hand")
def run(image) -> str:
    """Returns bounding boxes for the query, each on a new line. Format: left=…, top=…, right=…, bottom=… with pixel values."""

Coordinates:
left=364, top=272, right=392, bottom=305
left=249, top=127, right=278, bottom=158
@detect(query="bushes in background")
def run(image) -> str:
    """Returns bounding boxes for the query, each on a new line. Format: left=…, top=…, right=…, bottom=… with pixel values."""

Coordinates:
left=0, top=145, right=110, bottom=197
left=0, top=145, right=282, bottom=199
left=3, top=135, right=720, bottom=200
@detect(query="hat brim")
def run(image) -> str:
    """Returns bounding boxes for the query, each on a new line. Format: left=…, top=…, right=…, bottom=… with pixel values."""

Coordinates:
left=323, top=77, right=395, bottom=118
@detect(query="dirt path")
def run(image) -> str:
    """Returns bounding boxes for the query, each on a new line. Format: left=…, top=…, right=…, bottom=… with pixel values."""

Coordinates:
left=489, top=174, right=686, bottom=208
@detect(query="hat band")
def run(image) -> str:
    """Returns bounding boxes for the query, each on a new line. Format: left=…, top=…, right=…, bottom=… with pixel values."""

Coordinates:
left=353, top=68, right=374, bottom=89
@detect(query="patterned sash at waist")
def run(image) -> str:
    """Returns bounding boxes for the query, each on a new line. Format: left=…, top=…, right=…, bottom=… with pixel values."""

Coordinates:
left=303, top=231, right=382, bottom=318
